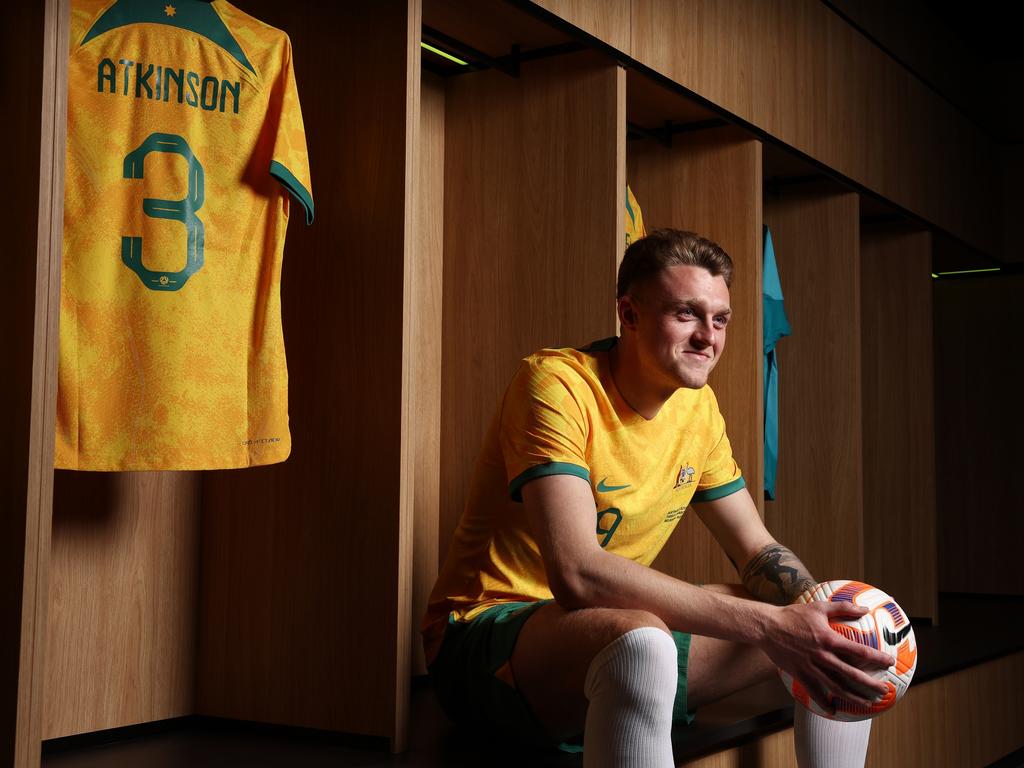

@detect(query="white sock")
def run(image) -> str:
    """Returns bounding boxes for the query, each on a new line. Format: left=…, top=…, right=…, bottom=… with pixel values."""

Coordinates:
left=794, top=701, right=873, bottom=768
left=582, top=627, right=677, bottom=768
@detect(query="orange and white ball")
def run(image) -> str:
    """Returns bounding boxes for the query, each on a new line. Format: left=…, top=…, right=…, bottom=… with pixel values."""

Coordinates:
left=780, top=580, right=918, bottom=721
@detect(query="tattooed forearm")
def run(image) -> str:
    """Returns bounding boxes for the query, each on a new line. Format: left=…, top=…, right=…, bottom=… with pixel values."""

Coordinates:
left=740, top=543, right=817, bottom=606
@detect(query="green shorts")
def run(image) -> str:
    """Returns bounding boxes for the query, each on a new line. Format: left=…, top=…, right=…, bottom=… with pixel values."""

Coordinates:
left=427, top=600, right=696, bottom=753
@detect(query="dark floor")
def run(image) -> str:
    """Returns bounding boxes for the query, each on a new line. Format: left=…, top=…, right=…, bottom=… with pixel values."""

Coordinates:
left=990, top=747, right=1024, bottom=768
left=41, top=593, right=1024, bottom=768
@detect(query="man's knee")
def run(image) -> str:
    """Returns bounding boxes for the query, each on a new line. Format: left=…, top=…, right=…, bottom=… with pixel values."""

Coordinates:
left=584, top=626, right=678, bottom=707
left=509, top=605, right=678, bottom=738
left=602, top=608, right=672, bottom=639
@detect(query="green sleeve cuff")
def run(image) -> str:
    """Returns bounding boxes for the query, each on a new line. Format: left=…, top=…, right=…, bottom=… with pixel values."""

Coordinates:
left=270, top=160, right=314, bottom=225
left=509, top=462, right=591, bottom=502
left=692, top=476, right=745, bottom=503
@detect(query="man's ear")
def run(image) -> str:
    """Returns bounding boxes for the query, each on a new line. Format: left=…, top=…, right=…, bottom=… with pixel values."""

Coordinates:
left=617, top=295, right=639, bottom=331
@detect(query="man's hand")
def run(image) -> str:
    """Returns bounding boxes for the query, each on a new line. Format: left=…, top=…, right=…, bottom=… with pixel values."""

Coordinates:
left=694, top=493, right=895, bottom=712
left=758, top=600, right=895, bottom=713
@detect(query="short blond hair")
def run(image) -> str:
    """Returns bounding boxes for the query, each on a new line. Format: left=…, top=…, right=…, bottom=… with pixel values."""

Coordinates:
left=617, top=229, right=734, bottom=297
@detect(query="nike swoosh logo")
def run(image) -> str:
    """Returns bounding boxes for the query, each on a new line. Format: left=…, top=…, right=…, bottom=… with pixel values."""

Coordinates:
left=883, top=625, right=912, bottom=646
left=597, top=478, right=630, bottom=493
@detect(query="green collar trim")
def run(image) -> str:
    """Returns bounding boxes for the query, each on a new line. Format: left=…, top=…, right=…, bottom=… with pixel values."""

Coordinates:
left=81, top=0, right=257, bottom=76
left=577, top=337, right=618, bottom=353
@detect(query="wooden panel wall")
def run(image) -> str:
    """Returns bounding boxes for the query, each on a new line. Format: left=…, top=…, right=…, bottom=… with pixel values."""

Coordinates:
left=828, top=0, right=1024, bottom=152
left=625, top=0, right=997, bottom=258
left=763, top=190, right=863, bottom=583
left=865, top=651, right=1024, bottom=767
left=627, top=127, right=763, bottom=585
left=45, top=473, right=201, bottom=738
left=439, top=51, right=623, bottom=556
left=860, top=226, right=937, bottom=620
left=683, top=651, right=1024, bottom=767
left=530, top=0, right=632, bottom=54
left=410, top=72, right=445, bottom=676
left=827, top=0, right=979, bottom=129
left=934, top=276, right=1024, bottom=596
left=198, top=1, right=421, bottom=749
left=3, top=1, right=63, bottom=766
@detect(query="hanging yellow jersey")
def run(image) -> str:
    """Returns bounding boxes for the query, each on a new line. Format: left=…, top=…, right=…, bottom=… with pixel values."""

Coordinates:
left=625, top=184, right=646, bottom=247
left=57, top=0, right=313, bottom=470
left=422, top=338, right=744, bottom=662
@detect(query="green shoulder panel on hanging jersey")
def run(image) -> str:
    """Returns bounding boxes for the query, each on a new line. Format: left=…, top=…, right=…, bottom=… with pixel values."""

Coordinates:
left=82, top=0, right=256, bottom=74
left=625, top=185, right=647, bottom=247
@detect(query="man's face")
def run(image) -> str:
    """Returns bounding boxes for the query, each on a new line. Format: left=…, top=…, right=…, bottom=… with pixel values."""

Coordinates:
left=621, top=264, right=731, bottom=391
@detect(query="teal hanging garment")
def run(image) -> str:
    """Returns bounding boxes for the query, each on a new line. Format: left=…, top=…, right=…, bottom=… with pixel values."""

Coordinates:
left=763, top=226, right=791, bottom=500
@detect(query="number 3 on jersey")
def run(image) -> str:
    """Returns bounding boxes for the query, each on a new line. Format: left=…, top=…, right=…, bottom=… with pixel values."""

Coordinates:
left=121, top=133, right=205, bottom=291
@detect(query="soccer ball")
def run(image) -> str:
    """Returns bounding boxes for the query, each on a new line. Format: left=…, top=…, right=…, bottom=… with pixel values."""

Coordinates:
left=779, top=580, right=918, bottom=721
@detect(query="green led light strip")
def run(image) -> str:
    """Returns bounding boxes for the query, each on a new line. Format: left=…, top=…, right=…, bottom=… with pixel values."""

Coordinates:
left=932, top=267, right=1002, bottom=278
left=421, top=42, right=468, bottom=66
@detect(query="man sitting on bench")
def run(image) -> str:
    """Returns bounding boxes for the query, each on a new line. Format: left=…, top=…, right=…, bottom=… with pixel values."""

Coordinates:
left=423, top=229, right=892, bottom=768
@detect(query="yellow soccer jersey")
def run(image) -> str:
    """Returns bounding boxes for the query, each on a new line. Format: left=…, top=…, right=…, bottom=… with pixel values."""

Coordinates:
left=56, top=0, right=313, bottom=470
left=625, top=185, right=646, bottom=247
left=422, top=338, right=744, bottom=662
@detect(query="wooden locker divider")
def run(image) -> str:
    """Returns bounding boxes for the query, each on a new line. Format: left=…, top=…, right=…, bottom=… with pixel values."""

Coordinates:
left=438, top=51, right=624, bottom=560
left=410, top=70, right=446, bottom=677
left=763, top=187, right=863, bottom=583
left=197, top=1, right=422, bottom=751
left=860, top=224, right=938, bottom=621
left=627, top=126, right=764, bottom=586
left=4, top=1, right=64, bottom=765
